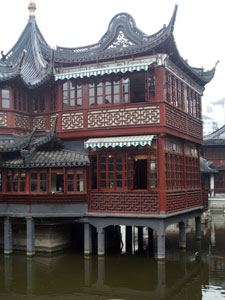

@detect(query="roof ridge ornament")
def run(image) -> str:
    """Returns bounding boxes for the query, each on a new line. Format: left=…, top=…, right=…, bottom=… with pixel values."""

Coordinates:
left=28, top=0, right=36, bottom=19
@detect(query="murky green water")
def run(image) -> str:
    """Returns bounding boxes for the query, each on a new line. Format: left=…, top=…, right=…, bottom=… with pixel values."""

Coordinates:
left=0, top=214, right=225, bottom=300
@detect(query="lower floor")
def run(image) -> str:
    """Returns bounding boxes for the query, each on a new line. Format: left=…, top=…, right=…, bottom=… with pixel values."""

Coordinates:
left=0, top=205, right=203, bottom=260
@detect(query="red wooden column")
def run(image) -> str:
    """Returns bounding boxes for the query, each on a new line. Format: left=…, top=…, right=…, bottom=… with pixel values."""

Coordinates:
left=155, top=67, right=166, bottom=101
left=158, top=134, right=166, bottom=214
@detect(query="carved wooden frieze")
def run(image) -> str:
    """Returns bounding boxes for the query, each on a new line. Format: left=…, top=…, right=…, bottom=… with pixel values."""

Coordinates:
left=33, top=116, right=46, bottom=130
left=15, top=114, right=31, bottom=130
left=62, top=112, right=84, bottom=130
left=87, top=106, right=160, bottom=128
left=0, top=112, right=7, bottom=127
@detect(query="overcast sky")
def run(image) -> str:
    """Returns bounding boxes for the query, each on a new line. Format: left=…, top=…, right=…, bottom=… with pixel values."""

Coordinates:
left=1, top=0, right=224, bottom=119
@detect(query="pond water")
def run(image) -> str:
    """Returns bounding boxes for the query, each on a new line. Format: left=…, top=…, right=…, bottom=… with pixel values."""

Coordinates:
left=0, top=214, right=225, bottom=300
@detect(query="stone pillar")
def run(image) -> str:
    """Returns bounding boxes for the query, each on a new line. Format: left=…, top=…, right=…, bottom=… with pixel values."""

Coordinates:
left=97, top=227, right=105, bottom=256
left=148, top=228, right=154, bottom=252
left=4, top=216, right=13, bottom=255
left=125, top=226, right=132, bottom=253
left=179, top=221, right=186, bottom=249
left=195, top=216, right=201, bottom=240
left=138, top=227, right=144, bottom=251
left=210, top=173, right=215, bottom=196
left=84, top=223, right=92, bottom=255
left=26, top=217, right=35, bottom=256
left=156, top=222, right=166, bottom=260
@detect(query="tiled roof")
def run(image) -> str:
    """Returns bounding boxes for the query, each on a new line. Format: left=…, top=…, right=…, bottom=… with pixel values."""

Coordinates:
left=0, top=19, right=54, bottom=89
left=2, top=149, right=89, bottom=168
left=0, top=5, right=216, bottom=89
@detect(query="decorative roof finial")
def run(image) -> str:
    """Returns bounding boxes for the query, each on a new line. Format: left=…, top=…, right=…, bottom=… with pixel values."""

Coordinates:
left=28, top=0, right=36, bottom=19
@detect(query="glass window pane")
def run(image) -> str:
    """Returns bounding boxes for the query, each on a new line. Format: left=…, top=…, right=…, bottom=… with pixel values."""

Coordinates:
left=100, top=181, right=106, bottom=188
left=40, top=173, right=47, bottom=180
left=113, top=84, right=119, bottom=94
left=123, top=94, right=128, bottom=103
left=31, top=173, right=37, bottom=180
left=77, top=180, right=84, bottom=192
left=2, top=99, right=10, bottom=108
left=70, top=90, right=75, bottom=99
left=113, top=94, right=120, bottom=103
left=108, top=181, right=114, bottom=188
left=108, top=173, right=114, bottom=180
left=116, top=181, right=122, bottom=187
left=2, top=89, right=10, bottom=98
left=105, top=95, right=111, bottom=104
left=77, top=98, right=82, bottom=106
left=67, top=174, right=74, bottom=180
left=70, top=99, right=75, bottom=107
left=13, top=182, right=18, bottom=192
left=106, top=85, right=111, bottom=94
left=97, top=96, right=103, bottom=105
left=100, top=164, right=106, bottom=171
left=108, top=164, right=113, bottom=171
left=100, top=156, right=106, bottom=163
left=31, top=182, right=37, bottom=192
left=20, top=182, right=25, bottom=192
left=100, top=173, right=106, bottom=179
left=89, top=97, right=95, bottom=106
left=40, top=182, right=47, bottom=192
left=68, top=181, right=74, bottom=192
left=63, top=83, right=68, bottom=91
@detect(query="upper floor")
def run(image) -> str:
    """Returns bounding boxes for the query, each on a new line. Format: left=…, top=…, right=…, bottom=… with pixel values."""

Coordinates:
left=0, top=4, right=216, bottom=144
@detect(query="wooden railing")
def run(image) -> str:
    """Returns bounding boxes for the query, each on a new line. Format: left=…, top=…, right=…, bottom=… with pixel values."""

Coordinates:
left=90, top=191, right=159, bottom=214
left=0, top=193, right=87, bottom=204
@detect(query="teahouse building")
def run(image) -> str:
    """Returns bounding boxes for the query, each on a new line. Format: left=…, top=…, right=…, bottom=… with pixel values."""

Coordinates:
left=0, top=1, right=215, bottom=258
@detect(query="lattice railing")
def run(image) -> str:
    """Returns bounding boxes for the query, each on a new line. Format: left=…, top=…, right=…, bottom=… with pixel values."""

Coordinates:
left=166, top=105, right=202, bottom=140
left=90, top=191, right=159, bottom=214
left=166, top=189, right=202, bottom=213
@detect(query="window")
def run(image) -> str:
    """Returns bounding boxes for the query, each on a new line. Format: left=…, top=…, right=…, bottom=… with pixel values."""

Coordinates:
left=99, top=154, right=124, bottom=188
left=51, top=169, right=64, bottom=192
left=67, top=169, right=84, bottom=192
left=150, top=154, right=157, bottom=188
left=88, top=78, right=130, bottom=106
left=2, top=89, right=10, bottom=108
left=63, top=81, right=82, bottom=108
left=30, top=170, right=48, bottom=193
left=93, top=151, right=157, bottom=190
left=6, top=170, right=26, bottom=192
left=50, top=91, right=57, bottom=110
left=130, top=72, right=145, bottom=103
left=32, top=94, right=46, bottom=113
left=148, top=68, right=155, bottom=99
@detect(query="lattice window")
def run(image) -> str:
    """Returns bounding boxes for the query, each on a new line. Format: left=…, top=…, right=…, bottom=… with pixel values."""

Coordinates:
left=148, top=68, right=155, bottom=99
left=67, top=169, right=84, bottom=192
left=1, top=89, right=10, bottom=109
left=50, top=91, right=57, bottom=111
left=165, top=153, right=185, bottom=190
left=92, top=150, right=157, bottom=191
left=30, top=170, right=48, bottom=193
left=185, top=157, right=200, bottom=189
left=63, top=80, right=82, bottom=108
left=6, top=170, right=26, bottom=193
left=166, top=71, right=201, bottom=120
